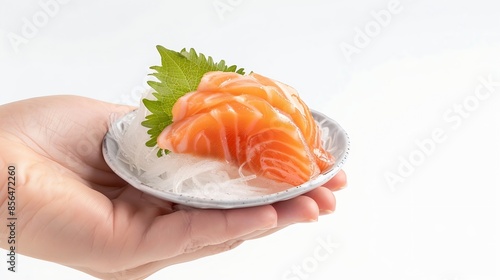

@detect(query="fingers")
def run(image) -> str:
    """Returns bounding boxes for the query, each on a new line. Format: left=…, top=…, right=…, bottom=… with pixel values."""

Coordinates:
left=108, top=171, right=345, bottom=275
left=225, top=186, right=337, bottom=240
left=141, top=189, right=333, bottom=265
left=323, top=170, right=347, bottom=191
left=142, top=205, right=277, bottom=261
left=86, top=188, right=334, bottom=279
left=303, top=186, right=336, bottom=214
left=147, top=239, right=245, bottom=271
left=81, top=239, right=246, bottom=280
left=272, top=195, right=320, bottom=226
left=90, top=182, right=342, bottom=278
left=242, top=187, right=338, bottom=240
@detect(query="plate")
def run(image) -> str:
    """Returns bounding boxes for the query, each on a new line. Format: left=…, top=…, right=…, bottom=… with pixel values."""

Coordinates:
left=102, top=110, right=349, bottom=209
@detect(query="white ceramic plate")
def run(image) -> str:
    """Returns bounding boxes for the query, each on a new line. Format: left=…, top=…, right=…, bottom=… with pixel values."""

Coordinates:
left=102, top=110, right=349, bottom=209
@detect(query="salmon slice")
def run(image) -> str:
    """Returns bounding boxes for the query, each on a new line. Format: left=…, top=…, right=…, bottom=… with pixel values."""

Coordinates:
left=157, top=71, right=334, bottom=185
left=196, top=72, right=332, bottom=171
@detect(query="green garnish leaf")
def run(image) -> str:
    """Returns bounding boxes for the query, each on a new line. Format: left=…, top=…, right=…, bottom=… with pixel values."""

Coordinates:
left=141, top=46, right=245, bottom=154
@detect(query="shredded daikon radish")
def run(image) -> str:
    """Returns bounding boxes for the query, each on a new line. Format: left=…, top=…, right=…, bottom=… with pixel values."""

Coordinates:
left=107, top=97, right=292, bottom=200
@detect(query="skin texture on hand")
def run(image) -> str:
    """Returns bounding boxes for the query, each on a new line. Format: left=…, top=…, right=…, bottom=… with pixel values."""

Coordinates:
left=0, top=96, right=347, bottom=280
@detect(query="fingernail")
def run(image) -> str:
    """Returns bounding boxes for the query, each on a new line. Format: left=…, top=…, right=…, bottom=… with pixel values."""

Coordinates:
left=337, top=183, right=348, bottom=191
left=265, top=220, right=278, bottom=229
left=320, top=209, right=334, bottom=215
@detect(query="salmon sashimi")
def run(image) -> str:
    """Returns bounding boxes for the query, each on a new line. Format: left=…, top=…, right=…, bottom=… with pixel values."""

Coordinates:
left=157, top=71, right=335, bottom=185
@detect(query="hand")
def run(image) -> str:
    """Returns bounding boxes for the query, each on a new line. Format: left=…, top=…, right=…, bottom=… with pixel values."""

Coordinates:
left=0, top=96, right=347, bottom=280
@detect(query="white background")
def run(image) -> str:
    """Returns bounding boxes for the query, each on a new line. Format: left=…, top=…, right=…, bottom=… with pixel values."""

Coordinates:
left=1, top=0, right=499, bottom=279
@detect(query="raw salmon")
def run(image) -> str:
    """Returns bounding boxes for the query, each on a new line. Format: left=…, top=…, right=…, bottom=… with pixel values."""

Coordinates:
left=157, top=71, right=334, bottom=185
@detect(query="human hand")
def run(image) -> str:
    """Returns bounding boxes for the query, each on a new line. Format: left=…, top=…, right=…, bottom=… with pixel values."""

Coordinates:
left=0, top=96, right=347, bottom=280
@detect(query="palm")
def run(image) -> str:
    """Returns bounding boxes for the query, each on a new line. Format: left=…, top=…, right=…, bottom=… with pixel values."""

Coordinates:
left=0, top=96, right=346, bottom=279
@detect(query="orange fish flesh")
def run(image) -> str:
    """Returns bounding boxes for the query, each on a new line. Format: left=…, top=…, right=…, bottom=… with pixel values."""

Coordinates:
left=157, top=71, right=334, bottom=185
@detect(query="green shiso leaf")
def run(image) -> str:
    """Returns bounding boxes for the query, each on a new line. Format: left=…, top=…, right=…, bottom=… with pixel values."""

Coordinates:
left=141, top=46, right=245, bottom=155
